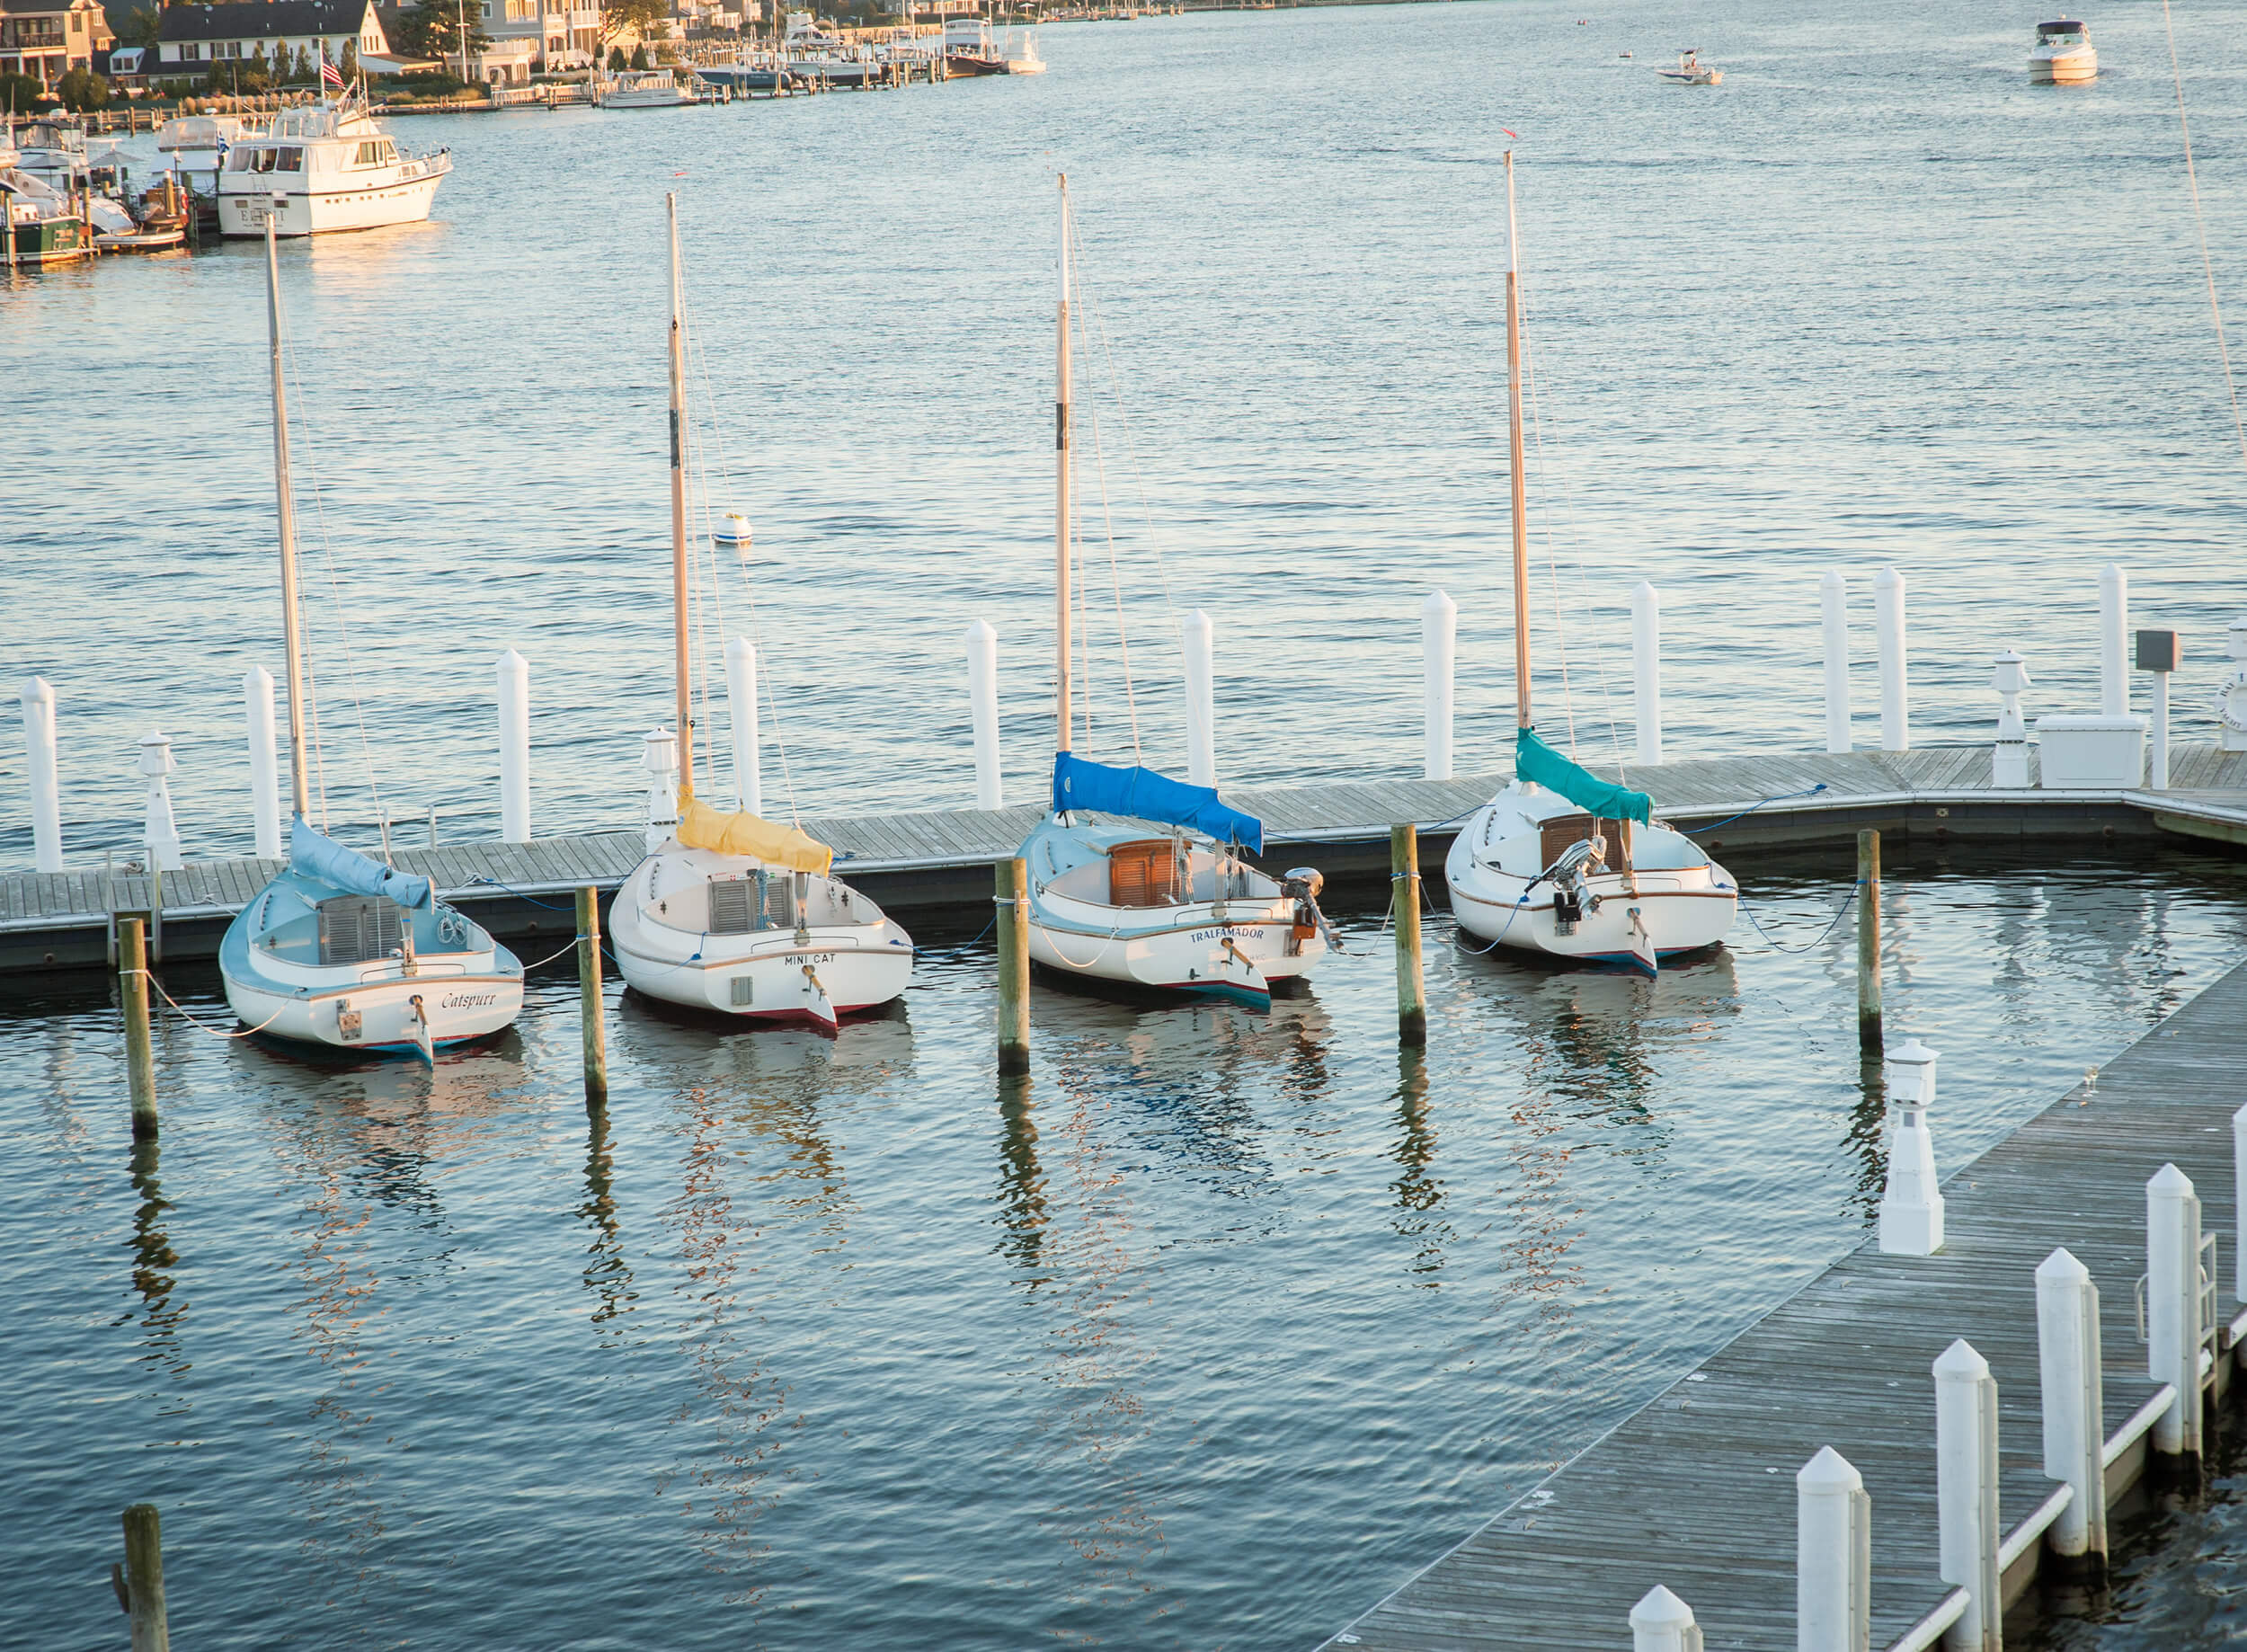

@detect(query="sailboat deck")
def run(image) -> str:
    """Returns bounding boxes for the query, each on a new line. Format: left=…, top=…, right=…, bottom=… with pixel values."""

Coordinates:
left=3, top=742, right=2243, bottom=974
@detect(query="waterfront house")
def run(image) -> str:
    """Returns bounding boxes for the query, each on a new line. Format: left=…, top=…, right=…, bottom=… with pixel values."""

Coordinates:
left=155, top=0, right=387, bottom=79
left=0, top=0, right=111, bottom=91
left=369, top=0, right=597, bottom=82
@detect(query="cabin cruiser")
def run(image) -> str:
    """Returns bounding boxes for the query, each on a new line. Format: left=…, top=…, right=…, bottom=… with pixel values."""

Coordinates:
left=599, top=68, right=697, bottom=107
left=217, top=93, right=449, bottom=238
left=2029, top=20, right=2096, bottom=84
left=944, top=16, right=1007, bottom=75
left=156, top=112, right=254, bottom=199
left=1002, top=26, right=1047, bottom=74
left=2, top=166, right=94, bottom=264
left=9, top=120, right=89, bottom=190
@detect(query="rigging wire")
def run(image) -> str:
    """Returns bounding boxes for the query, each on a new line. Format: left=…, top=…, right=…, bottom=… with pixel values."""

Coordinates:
left=2160, top=0, right=2247, bottom=475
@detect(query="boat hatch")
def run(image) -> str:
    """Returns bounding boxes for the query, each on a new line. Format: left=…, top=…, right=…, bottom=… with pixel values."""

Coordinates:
left=1109, top=840, right=1185, bottom=907
left=318, top=895, right=404, bottom=965
left=708, top=872, right=795, bottom=935
left=1539, top=813, right=1634, bottom=872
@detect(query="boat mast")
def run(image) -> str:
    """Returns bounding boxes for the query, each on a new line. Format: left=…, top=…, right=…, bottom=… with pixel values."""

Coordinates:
left=263, top=214, right=311, bottom=822
left=668, top=191, right=694, bottom=797
left=1054, top=172, right=1074, bottom=755
left=1504, top=149, right=1532, bottom=733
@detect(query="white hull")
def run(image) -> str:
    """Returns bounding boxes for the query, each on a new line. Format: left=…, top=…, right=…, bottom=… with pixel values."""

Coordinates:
left=600, top=89, right=698, bottom=107
left=1027, top=902, right=1323, bottom=1001
left=221, top=960, right=522, bottom=1054
left=2030, top=48, right=2097, bottom=83
left=218, top=168, right=445, bottom=237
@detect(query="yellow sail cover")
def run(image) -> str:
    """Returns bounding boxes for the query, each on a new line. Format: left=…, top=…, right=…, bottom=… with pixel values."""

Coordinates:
left=675, top=793, right=834, bottom=876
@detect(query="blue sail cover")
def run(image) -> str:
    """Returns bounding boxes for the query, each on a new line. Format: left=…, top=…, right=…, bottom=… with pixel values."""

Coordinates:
left=1051, top=751, right=1264, bottom=853
left=1514, top=728, right=1653, bottom=825
left=289, top=815, right=433, bottom=910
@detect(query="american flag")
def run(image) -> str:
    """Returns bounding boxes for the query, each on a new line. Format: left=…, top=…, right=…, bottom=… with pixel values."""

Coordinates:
left=320, top=52, right=344, bottom=89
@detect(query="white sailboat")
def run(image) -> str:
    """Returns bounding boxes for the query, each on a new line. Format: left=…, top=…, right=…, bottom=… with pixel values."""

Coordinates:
left=1017, top=176, right=1336, bottom=1010
left=1443, top=154, right=1737, bottom=977
left=219, top=217, right=524, bottom=1060
left=609, top=194, right=915, bottom=1030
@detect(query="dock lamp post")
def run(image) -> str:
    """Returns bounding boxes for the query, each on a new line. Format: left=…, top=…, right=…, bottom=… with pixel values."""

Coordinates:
left=2136, top=629, right=2180, bottom=790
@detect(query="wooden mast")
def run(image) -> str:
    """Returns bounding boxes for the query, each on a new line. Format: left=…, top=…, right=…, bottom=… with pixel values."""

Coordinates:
left=668, top=191, right=694, bottom=798
left=1054, top=173, right=1073, bottom=756
left=1504, top=150, right=1532, bottom=733
left=263, top=213, right=311, bottom=822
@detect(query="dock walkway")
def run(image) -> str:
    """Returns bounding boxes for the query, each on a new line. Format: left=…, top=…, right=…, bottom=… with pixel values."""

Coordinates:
left=1321, top=957, right=2247, bottom=1651
left=4, top=742, right=2243, bottom=976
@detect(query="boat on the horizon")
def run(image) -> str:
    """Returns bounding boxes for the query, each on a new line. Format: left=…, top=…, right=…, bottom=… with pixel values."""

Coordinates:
left=2029, top=19, right=2097, bottom=84
left=216, top=92, right=449, bottom=238
left=1657, top=48, right=1721, bottom=84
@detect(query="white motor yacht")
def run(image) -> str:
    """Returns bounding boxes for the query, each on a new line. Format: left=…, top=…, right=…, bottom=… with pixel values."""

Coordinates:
left=217, top=93, right=449, bottom=238
left=1002, top=27, right=1047, bottom=74
left=2030, top=20, right=2097, bottom=84
left=599, top=68, right=697, bottom=107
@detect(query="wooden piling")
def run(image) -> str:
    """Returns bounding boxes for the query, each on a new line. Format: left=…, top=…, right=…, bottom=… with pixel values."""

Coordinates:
left=1856, top=829, right=1883, bottom=1054
left=997, top=857, right=1030, bottom=1075
left=576, top=885, right=608, bottom=1110
left=120, top=916, right=158, bottom=1138
left=1392, top=824, right=1427, bottom=1046
left=120, top=1502, right=168, bottom=1652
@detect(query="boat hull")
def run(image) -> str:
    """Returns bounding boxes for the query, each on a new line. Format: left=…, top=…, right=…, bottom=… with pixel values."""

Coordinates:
left=221, top=962, right=523, bottom=1054
left=2030, top=48, right=2097, bottom=83
left=1445, top=834, right=1736, bottom=967
left=218, top=168, right=446, bottom=238
left=7, top=213, right=94, bottom=264
left=1026, top=907, right=1322, bottom=1004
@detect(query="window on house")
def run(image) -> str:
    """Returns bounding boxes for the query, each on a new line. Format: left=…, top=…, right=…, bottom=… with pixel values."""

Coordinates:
left=180, top=41, right=200, bottom=58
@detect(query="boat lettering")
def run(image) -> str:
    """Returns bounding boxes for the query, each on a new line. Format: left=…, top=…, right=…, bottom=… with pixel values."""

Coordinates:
left=1190, top=926, right=1263, bottom=944
left=440, top=991, right=501, bottom=1009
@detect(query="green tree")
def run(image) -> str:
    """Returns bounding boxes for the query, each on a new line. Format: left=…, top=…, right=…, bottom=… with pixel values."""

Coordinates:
left=113, top=4, right=162, bottom=48
left=607, top=43, right=626, bottom=68
left=0, top=70, right=47, bottom=111
left=599, top=0, right=671, bottom=58
left=340, top=39, right=359, bottom=80
left=628, top=42, right=647, bottom=67
left=397, top=0, right=492, bottom=63
left=57, top=64, right=111, bottom=110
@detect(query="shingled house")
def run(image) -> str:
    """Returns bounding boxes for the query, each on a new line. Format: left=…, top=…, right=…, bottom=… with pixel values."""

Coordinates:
left=0, top=0, right=111, bottom=90
left=155, top=0, right=386, bottom=75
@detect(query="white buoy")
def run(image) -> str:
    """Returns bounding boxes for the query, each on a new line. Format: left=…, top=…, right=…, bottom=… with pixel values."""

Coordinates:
left=497, top=649, right=530, bottom=843
left=714, top=512, right=753, bottom=560
left=20, top=676, right=62, bottom=874
left=2035, top=1247, right=2108, bottom=1564
left=2099, top=563, right=2128, bottom=716
left=1630, top=580, right=1662, bottom=767
left=725, top=636, right=762, bottom=816
left=1820, top=572, right=1851, bottom=755
left=244, top=666, right=281, bottom=859
left=138, top=732, right=184, bottom=873
left=1990, top=649, right=2031, bottom=788
left=1874, top=566, right=1908, bottom=752
left=2146, top=1162, right=2203, bottom=1457
left=1878, top=1039, right=1943, bottom=1256
left=642, top=728, right=679, bottom=851
left=1184, top=608, right=1216, bottom=786
left=1422, top=591, right=1456, bottom=781
left=1796, top=1445, right=1870, bottom=1652
left=1933, top=1339, right=2001, bottom=1650
left=967, top=620, right=1000, bottom=810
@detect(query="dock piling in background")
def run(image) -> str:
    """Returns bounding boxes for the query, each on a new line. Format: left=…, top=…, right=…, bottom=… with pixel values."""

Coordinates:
left=1933, top=1339, right=2001, bottom=1652
left=1184, top=608, right=1216, bottom=786
left=244, top=666, right=280, bottom=858
left=138, top=733, right=183, bottom=872
left=1631, top=580, right=1662, bottom=766
left=2034, top=1247, right=2109, bottom=1572
left=1875, top=566, right=1909, bottom=751
left=1795, top=1445, right=1870, bottom=1652
left=2100, top=564, right=2129, bottom=716
left=1856, top=829, right=1883, bottom=1053
left=996, top=857, right=1030, bottom=1075
left=21, top=675, right=62, bottom=873
left=1878, top=1039, right=1942, bottom=1256
left=968, top=621, right=1001, bottom=809
left=1626, top=1585, right=1701, bottom=1652
left=1392, top=824, right=1426, bottom=1046
left=2145, top=1163, right=2204, bottom=1460
left=1992, top=650, right=2031, bottom=787
left=118, top=1502, right=168, bottom=1652
left=576, top=886, right=607, bottom=1110
left=120, top=915, right=157, bottom=1139
left=498, top=650, right=531, bottom=842
left=725, top=636, right=762, bottom=814
left=1422, top=591, right=1455, bottom=781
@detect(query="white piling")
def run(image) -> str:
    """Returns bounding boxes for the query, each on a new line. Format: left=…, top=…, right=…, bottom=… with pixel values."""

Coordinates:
left=1821, top=572, right=1851, bottom=755
left=1874, top=566, right=1909, bottom=752
left=966, top=621, right=1000, bottom=810
left=1423, top=591, right=1456, bottom=782
left=1990, top=650, right=2031, bottom=789
left=1183, top=608, right=1216, bottom=786
left=1933, top=1338, right=2001, bottom=1652
left=725, top=636, right=763, bottom=815
left=2146, top=1162, right=2204, bottom=1457
left=1878, top=1039, right=1944, bottom=1257
left=1631, top=580, right=1663, bottom=767
left=2099, top=563, right=2128, bottom=716
left=1796, top=1445, right=1870, bottom=1652
left=642, top=728, right=679, bottom=851
left=21, top=676, right=62, bottom=873
left=497, top=650, right=530, bottom=844
left=138, top=733, right=183, bottom=873
left=243, top=667, right=280, bottom=859
left=1629, top=1584, right=1704, bottom=1652
left=2035, top=1248, right=2107, bottom=1565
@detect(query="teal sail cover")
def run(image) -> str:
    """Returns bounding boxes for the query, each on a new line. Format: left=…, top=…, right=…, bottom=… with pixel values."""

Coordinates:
left=1051, top=752, right=1264, bottom=853
left=1514, top=728, right=1652, bottom=824
left=290, top=815, right=433, bottom=910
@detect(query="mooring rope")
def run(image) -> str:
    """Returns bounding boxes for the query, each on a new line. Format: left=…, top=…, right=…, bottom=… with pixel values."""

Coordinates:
left=1733, top=884, right=1860, bottom=955
left=129, top=968, right=286, bottom=1038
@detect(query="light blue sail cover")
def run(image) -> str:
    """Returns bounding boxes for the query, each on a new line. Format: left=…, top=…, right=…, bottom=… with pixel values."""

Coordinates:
left=289, top=815, right=433, bottom=910
left=1051, top=751, right=1264, bottom=854
left=1514, top=728, right=1653, bottom=824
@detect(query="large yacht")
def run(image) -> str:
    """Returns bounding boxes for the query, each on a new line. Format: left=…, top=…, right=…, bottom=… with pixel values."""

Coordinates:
left=217, top=93, right=449, bottom=238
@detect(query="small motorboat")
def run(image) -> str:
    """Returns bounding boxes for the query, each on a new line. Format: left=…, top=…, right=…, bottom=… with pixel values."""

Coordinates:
left=2029, top=20, right=2097, bottom=84
left=599, top=68, right=697, bottom=108
left=1658, top=48, right=1721, bottom=84
left=2, top=167, right=95, bottom=265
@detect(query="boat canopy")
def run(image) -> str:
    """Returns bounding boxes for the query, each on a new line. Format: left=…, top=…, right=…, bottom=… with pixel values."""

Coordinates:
left=2037, top=20, right=2084, bottom=32
left=1514, top=728, right=1653, bottom=825
left=677, top=792, right=834, bottom=876
left=289, top=814, right=433, bottom=909
left=1051, top=751, right=1264, bottom=853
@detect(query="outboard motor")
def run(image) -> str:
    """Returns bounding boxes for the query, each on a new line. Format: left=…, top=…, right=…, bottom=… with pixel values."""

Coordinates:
left=1283, top=866, right=1342, bottom=955
left=1543, top=838, right=1606, bottom=938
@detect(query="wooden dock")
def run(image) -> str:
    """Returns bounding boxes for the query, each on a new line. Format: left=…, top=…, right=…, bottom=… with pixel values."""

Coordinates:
left=1319, top=957, right=2247, bottom=1652
left=4, top=742, right=2242, bottom=977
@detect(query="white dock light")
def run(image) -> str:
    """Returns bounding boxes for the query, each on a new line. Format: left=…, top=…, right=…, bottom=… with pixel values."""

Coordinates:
left=1878, top=1038, right=1943, bottom=1256
left=2135, top=628, right=2179, bottom=790
left=1990, top=648, right=2031, bottom=788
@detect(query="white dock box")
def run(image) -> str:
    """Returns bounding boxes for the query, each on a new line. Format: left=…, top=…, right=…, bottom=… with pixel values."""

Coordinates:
left=2036, top=715, right=2147, bottom=788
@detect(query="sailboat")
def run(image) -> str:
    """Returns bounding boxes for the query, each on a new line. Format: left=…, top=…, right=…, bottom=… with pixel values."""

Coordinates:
left=1443, top=153, right=1737, bottom=977
left=608, top=194, right=915, bottom=1029
left=219, top=216, right=525, bottom=1059
left=1016, top=176, right=1336, bottom=1010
